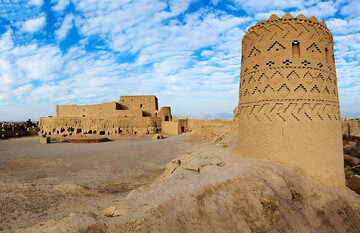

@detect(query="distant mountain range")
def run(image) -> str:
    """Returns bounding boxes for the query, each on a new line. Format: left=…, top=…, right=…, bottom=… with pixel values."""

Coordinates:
left=179, top=112, right=233, bottom=120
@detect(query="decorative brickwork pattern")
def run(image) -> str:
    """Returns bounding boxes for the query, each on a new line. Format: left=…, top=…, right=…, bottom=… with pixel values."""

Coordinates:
left=235, top=14, right=344, bottom=187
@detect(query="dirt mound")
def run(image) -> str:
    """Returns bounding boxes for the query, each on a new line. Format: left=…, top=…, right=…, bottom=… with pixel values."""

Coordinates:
left=22, top=150, right=360, bottom=233
left=100, top=156, right=360, bottom=233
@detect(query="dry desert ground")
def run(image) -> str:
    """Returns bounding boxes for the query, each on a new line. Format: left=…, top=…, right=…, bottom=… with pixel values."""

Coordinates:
left=1, top=133, right=360, bottom=233
left=0, top=134, right=203, bottom=232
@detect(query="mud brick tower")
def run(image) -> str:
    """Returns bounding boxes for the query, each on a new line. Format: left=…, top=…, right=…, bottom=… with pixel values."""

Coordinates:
left=235, top=14, right=344, bottom=186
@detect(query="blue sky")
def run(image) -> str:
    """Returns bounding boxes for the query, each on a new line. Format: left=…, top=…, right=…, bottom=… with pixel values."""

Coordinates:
left=0, top=0, right=359, bottom=121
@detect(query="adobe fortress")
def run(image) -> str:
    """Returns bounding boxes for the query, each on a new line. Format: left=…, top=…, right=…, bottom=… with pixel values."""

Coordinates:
left=234, top=14, right=344, bottom=186
left=39, top=95, right=188, bottom=136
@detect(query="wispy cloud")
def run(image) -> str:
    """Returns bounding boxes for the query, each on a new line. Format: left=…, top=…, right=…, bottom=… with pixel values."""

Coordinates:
left=29, top=0, right=44, bottom=7
left=21, top=16, right=46, bottom=33
left=55, top=14, right=75, bottom=40
left=52, top=0, right=70, bottom=12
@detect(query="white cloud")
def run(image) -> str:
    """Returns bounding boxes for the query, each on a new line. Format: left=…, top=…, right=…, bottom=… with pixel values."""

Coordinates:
left=254, top=10, right=285, bottom=21
left=55, top=14, right=74, bottom=40
left=52, top=0, right=70, bottom=12
left=29, top=0, right=44, bottom=7
left=341, top=0, right=360, bottom=18
left=169, top=0, right=193, bottom=15
left=21, top=16, right=46, bottom=33
left=229, top=0, right=302, bottom=14
left=327, top=17, right=360, bottom=34
left=153, top=55, right=191, bottom=76
left=0, top=29, right=14, bottom=52
left=15, top=46, right=63, bottom=82
left=290, top=1, right=338, bottom=19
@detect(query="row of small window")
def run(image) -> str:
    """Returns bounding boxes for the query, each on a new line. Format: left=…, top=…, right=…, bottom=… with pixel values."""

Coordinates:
left=291, top=41, right=331, bottom=63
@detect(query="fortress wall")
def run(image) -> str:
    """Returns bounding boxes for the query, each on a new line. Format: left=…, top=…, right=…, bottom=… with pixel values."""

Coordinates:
left=342, top=119, right=360, bottom=138
left=56, top=102, right=143, bottom=118
left=38, top=117, right=161, bottom=136
left=235, top=14, right=344, bottom=186
left=178, top=119, right=188, bottom=133
left=188, top=119, right=234, bottom=141
left=112, top=110, right=144, bottom=118
left=56, top=102, right=121, bottom=117
left=159, top=107, right=172, bottom=121
left=40, top=96, right=176, bottom=137
left=161, top=121, right=181, bottom=135
left=119, top=96, right=158, bottom=117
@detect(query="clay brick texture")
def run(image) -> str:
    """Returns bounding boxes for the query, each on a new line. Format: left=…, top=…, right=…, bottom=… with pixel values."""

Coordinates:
left=234, top=14, right=344, bottom=186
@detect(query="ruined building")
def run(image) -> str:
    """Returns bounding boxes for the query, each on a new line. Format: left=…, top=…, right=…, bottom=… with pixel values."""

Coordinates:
left=39, top=95, right=187, bottom=136
left=234, top=14, right=344, bottom=186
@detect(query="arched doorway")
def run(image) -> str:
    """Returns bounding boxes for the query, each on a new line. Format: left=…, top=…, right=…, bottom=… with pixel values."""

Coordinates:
left=165, top=115, right=169, bottom=121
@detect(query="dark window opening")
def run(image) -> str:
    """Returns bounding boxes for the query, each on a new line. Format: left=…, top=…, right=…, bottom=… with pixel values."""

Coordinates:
left=100, top=131, right=105, bottom=135
left=93, top=130, right=97, bottom=134
left=88, top=130, right=92, bottom=134
left=82, top=115, right=85, bottom=117
left=165, top=115, right=169, bottom=121
left=157, top=136, right=160, bottom=139
left=325, top=48, right=329, bottom=63
left=48, top=132, right=51, bottom=135
left=140, top=104, right=143, bottom=108
left=77, top=129, right=82, bottom=133
left=181, top=126, right=185, bottom=133
left=57, top=130, right=59, bottom=134
left=292, top=41, right=300, bottom=58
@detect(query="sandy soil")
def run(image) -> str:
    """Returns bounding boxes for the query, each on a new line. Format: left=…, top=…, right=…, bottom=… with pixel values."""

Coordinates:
left=0, top=134, right=204, bottom=232
left=12, top=132, right=360, bottom=233
left=1, top=133, right=360, bottom=233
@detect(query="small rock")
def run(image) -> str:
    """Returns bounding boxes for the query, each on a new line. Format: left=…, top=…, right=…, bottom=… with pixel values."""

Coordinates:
left=152, top=134, right=164, bottom=140
left=348, top=175, right=360, bottom=194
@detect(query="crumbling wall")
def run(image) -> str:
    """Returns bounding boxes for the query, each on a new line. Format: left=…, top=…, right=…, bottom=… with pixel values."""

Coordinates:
left=342, top=119, right=360, bottom=138
left=188, top=119, right=234, bottom=142
left=39, top=117, right=161, bottom=137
